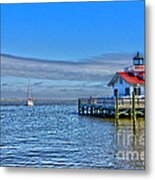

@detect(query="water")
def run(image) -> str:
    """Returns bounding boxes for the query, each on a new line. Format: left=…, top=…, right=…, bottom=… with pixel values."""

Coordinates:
left=0, top=104, right=145, bottom=169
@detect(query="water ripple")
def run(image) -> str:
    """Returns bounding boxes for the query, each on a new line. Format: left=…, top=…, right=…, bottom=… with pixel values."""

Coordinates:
left=1, top=105, right=144, bottom=169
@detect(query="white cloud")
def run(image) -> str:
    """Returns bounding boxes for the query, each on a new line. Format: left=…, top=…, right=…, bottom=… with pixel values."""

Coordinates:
left=1, top=53, right=131, bottom=99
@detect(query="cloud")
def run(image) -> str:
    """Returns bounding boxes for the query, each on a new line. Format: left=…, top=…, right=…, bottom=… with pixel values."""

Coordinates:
left=1, top=53, right=132, bottom=99
left=1, top=53, right=132, bottom=81
left=33, top=82, right=43, bottom=86
left=2, top=83, right=8, bottom=87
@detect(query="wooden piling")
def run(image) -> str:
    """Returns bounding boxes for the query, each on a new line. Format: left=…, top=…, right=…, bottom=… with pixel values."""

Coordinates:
left=90, top=107, right=93, bottom=115
left=115, top=91, right=119, bottom=122
left=78, top=99, right=80, bottom=115
left=132, top=91, right=137, bottom=128
left=82, top=106, right=84, bottom=115
left=86, top=106, right=89, bottom=115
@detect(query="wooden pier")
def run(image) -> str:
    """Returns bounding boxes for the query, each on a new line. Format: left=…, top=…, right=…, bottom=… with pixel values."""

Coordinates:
left=78, top=92, right=145, bottom=121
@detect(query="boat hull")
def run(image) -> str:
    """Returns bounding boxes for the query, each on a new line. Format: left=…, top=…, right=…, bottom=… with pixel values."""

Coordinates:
left=27, top=100, right=34, bottom=106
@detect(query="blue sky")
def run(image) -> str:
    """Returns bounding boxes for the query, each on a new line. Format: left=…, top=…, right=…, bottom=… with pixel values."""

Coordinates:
left=1, top=1, right=144, bottom=61
left=1, top=1, right=145, bottom=99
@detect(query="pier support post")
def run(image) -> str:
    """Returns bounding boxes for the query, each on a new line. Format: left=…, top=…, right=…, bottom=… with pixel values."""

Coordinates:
left=115, top=91, right=119, bottom=123
left=86, top=107, right=89, bottom=115
left=78, top=99, right=81, bottom=115
left=82, top=106, right=84, bottom=115
left=90, top=107, right=93, bottom=115
left=132, top=91, right=137, bottom=129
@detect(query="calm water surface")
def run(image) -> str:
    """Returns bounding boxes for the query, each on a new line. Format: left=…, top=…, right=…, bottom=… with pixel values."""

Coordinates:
left=0, top=104, right=145, bottom=169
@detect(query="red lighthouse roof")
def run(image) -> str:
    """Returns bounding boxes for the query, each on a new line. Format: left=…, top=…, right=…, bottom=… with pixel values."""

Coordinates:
left=117, top=72, right=145, bottom=85
left=108, top=71, right=145, bottom=86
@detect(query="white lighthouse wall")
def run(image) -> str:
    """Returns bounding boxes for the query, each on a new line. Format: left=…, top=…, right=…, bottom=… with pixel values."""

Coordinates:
left=141, top=85, right=145, bottom=95
left=112, top=76, right=144, bottom=97
left=113, top=76, right=130, bottom=97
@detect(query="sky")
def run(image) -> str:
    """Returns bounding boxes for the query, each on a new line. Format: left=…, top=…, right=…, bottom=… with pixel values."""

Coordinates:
left=1, top=1, right=145, bottom=100
left=1, top=1, right=144, bottom=61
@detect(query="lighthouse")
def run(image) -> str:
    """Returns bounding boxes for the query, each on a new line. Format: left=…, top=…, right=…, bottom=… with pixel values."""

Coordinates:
left=108, top=52, right=145, bottom=97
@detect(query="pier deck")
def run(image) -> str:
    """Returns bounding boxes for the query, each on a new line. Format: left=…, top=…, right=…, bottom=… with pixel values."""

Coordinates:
left=78, top=93, right=145, bottom=119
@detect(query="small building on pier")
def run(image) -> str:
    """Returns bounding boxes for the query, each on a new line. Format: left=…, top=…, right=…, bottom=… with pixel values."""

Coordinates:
left=108, top=52, right=145, bottom=97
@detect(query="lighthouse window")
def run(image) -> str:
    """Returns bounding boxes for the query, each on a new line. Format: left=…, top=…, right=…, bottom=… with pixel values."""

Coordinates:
left=140, top=59, right=144, bottom=65
left=134, top=87, right=141, bottom=95
left=125, top=88, right=130, bottom=96
left=134, top=59, right=144, bottom=65
left=114, top=89, right=118, bottom=97
left=134, top=60, right=139, bottom=65
left=120, top=78, right=123, bottom=84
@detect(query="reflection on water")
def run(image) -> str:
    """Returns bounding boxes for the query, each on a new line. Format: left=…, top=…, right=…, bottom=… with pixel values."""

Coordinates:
left=0, top=105, right=145, bottom=169
left=115, top=119, right=144, bottom=169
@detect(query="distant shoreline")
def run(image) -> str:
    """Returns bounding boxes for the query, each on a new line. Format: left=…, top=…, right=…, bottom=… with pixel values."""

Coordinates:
left=0, top=99, right=77, bottom=106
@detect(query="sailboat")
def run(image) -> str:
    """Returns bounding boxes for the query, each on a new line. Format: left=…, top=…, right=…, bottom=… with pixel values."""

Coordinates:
left=26, top=79, right=34, bottom=106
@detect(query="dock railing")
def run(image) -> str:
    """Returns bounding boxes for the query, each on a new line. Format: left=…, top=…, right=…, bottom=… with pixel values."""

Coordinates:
left=79, top=97, right=145, bottom=109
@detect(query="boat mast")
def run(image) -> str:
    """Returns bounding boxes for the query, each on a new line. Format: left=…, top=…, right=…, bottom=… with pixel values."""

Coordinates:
left=27, top=79, right=31, bottom=99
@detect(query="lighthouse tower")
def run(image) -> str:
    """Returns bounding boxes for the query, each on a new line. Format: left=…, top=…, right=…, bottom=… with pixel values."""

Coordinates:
left=126, top=52, right=144, bottom=73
